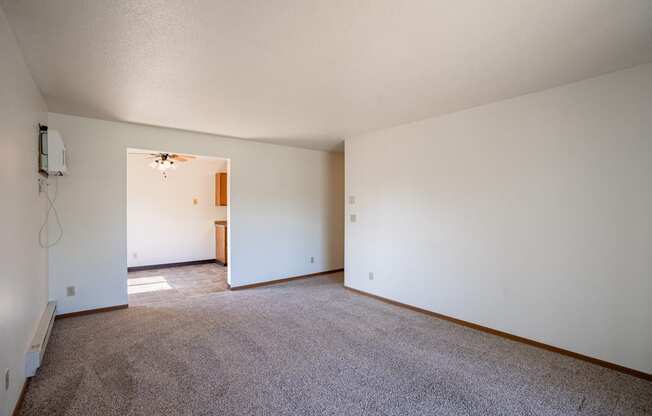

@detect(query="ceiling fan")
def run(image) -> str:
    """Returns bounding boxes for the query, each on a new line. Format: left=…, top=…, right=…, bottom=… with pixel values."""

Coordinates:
left=128, top=152, right=196, bottom=178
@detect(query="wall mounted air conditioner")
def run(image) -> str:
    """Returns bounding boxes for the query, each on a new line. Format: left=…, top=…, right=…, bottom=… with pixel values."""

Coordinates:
left=39, top=125, right=67, bottom=176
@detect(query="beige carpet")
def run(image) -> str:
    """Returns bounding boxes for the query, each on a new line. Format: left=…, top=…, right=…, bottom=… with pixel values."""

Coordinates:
left=20, top=272, right=651, bottom=415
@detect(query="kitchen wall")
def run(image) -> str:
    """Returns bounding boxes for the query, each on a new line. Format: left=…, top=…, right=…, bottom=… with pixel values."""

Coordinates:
left=0, top=8, right=49, bottom=416
left=345, top=63, right=652, bottom=374
left=47, top=112, right=344, bottom=314
left=127, top=153, right=227, bottom=268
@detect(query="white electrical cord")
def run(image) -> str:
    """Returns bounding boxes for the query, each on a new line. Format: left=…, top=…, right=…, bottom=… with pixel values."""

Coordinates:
left=39, top=176, right=64, bottom=248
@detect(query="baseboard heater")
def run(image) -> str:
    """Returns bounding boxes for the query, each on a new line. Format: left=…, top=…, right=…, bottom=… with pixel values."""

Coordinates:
left=25, top=301, right=57, bottom=377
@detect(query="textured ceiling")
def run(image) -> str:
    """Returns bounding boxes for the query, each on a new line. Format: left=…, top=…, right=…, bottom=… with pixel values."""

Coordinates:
left=3, top=0, right=652, bottom=151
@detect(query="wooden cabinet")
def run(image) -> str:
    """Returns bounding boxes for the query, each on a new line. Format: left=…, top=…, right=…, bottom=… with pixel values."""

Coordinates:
left=215, top=222, right=227, bottom=266
left=215, top=172, right=228, bottom=206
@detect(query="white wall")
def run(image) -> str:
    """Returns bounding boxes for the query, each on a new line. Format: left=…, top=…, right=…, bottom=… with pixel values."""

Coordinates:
left=47, top=113, right=344, bottom=314
left=127, top=154, right=227, bottom=267
left=0, top=8, right=49, bottom=416
left=345, top=63, right=652, bottom=374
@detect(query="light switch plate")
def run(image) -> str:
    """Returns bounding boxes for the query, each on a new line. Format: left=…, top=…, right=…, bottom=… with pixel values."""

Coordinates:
left=350, top=214, right=357, bottom=223
left=348, top=195, right=356, bottom=204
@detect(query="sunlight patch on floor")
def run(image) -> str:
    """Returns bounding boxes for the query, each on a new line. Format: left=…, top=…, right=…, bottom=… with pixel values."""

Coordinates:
left=128, top=275, right=173, bottom=294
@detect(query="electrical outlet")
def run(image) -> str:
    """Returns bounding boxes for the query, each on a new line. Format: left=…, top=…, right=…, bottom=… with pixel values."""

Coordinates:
left=350, top=214, right=357, bottom=223
left=4, top=368, right=9, bottom=391
left=348, top=195, right=356, bottom=204
left=192, top=197, right=198, bottom=205
left=66, top=286, right=76, bottom=297
left=368, top=272, right=374, bottom=281
left=310, top=256, right=315, bottom=263
left=38, top=178, right=46, bottom=194
left=132, top=252, right=138, bottom=259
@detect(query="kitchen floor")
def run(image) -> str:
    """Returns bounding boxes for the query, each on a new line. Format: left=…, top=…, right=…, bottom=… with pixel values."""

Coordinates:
left=128, top=263, right=228, bottom=306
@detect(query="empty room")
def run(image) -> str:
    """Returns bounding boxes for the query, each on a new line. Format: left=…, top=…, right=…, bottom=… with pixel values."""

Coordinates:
left=1, top=1, right=650, bottom=416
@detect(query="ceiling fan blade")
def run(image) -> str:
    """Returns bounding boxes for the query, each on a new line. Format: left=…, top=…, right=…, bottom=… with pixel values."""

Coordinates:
left=170, top=154, right=196, bottom=159
left=173, top=157, right=189, bottom=162
left=128, top=152, right=158, bottom=155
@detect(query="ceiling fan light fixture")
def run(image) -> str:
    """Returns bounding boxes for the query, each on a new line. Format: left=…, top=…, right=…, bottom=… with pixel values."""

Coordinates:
left=142, top=152, right=191, bottom=178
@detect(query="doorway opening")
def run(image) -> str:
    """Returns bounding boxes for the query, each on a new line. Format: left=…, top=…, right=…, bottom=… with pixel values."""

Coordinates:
left=126, top=148, right=230, bottom=306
